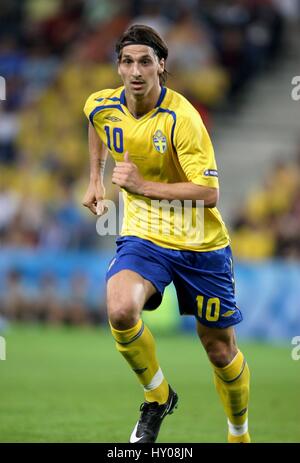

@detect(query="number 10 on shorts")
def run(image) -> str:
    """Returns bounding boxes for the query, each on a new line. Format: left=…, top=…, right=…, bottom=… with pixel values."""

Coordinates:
left=196, top=295, right=220, bottom=322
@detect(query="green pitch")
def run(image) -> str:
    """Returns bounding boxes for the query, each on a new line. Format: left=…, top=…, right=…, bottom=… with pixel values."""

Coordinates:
left=0, top=324, right=299, bottom=443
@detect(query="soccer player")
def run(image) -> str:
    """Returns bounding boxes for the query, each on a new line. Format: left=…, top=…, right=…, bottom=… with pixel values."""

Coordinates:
left=82, top=24, right=250, bottom=443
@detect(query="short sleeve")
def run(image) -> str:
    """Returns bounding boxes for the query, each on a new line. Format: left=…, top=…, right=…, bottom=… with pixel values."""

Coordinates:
left=83, top=92, right=98, bottom=123
left=174, top=113, right=219, bottom=188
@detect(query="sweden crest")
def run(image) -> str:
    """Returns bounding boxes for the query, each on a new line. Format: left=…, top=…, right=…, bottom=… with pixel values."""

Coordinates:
left=153, top=130, right=167, bottom=153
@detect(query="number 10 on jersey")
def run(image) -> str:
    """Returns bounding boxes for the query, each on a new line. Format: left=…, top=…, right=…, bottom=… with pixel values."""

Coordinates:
left=104, top=126, right=124, bottom=153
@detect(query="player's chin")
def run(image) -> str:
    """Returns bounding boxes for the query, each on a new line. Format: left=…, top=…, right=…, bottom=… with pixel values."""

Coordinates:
left=131, top=89, right=145, bottom=97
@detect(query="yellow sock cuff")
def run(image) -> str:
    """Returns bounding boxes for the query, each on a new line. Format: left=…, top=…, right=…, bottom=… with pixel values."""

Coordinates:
left=213, top=350, right=246, bottom=382
left=110, top=319, right=144, bottom=344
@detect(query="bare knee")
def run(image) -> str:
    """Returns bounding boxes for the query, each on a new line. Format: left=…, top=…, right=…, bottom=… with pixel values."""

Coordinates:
left=106, top=270, right=155, bottom=330
left=205, top=340, right=237, bottom=367
left=107, top=297, right=140, bottom=330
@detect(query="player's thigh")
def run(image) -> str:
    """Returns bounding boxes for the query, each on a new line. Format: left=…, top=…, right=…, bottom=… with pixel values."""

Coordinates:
left=107, top=269, right=156, bottom=327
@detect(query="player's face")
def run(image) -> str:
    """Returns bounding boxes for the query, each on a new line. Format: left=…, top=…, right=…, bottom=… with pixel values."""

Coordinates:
left=118, top=45, right=164, bottom=98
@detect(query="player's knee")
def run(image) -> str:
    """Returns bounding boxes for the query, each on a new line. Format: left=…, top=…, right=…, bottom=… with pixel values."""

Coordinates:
left=107, top=299, right=140, bottom=330
left=203, top=340, right=237, bottom=368
left=207, top=348, right=233, bottom=368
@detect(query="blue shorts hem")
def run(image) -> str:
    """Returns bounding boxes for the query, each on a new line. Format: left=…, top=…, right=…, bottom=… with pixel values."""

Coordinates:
left=193, top=312, right=243, bottom=329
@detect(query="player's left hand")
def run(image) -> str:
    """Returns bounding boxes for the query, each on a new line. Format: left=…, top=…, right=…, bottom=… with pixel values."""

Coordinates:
left=112, top=152, right=146, bottom=195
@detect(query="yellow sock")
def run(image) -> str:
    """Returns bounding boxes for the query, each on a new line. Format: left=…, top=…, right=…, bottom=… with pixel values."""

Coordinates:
left=212, top=350, right=250, bottom=443
left=110, top=319, right=169, bottom=404
left=228, top=431, right=251, bottom=443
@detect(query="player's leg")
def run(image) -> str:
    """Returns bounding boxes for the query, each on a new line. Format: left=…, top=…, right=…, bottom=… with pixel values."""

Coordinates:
left=107, top=269, right=170, bottom=403
left=107, top=269, right=178, bottom=443
left=196, top=322, right=250, bottom=443
left=171, top=244, right=249, bottom=442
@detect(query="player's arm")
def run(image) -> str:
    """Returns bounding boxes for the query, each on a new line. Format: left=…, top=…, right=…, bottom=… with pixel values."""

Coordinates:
left=82, top=122, right=108, bottom=215
left=112, top=153, right=218, bottom=207
left=142, top=181, right=218, bottom=207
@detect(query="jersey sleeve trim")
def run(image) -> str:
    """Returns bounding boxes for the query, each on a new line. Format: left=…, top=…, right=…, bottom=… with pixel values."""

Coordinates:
left=94, top=96, right=121, bottom=103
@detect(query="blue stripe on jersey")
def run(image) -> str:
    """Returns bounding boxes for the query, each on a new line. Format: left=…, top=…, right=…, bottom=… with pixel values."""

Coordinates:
left=120, top=89, right=126, bottom=105
left=155, top=86, right=166, bottom=107
left=89, top=104, right=125, bottom=125
left=94, top=97, right=121, bottom=102
left=151, top=108, right=177, bottom=150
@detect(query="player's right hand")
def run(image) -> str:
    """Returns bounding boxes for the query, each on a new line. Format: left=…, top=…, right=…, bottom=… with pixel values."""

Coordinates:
left=82, top=181, right=107, bottom=216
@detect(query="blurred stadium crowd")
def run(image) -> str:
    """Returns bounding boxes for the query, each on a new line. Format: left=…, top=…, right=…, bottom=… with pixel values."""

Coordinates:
left=0, top=0, right=300, bottom=326
left=231, top=151, right=300, bottom=260
left=1, top=267, right=100, bottom=326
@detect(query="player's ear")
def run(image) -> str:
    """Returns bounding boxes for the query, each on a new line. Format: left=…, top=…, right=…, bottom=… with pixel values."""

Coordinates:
left=117, top=55, right=122, bottom=76
left=158, top=58, right=165, bottom=75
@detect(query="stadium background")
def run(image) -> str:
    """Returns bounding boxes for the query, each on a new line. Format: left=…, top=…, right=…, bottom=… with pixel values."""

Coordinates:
left=0, top=0, right=299, bottom=443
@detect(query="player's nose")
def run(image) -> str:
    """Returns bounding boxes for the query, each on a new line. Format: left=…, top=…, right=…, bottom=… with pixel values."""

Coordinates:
left=131, top=62, right=142, bottom=77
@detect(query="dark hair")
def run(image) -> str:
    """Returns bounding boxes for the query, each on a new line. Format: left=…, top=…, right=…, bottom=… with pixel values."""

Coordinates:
left=115, top=24, right=169, bottom=85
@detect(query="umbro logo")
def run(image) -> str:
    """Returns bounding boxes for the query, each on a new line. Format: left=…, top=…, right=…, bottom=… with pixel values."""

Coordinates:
left=233, top=407, right=247, bottom=417
left=105, top=115, right=122, bottom=122
left=133, top=367, right=148, bottom=374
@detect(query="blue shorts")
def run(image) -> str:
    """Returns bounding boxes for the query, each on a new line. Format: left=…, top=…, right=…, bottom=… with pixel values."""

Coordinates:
left=106, top=236, right=242, bottom=328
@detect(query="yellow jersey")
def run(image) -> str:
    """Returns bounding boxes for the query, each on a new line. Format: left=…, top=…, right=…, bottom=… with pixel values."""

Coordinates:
left=84, top=86, right=230, bottom=251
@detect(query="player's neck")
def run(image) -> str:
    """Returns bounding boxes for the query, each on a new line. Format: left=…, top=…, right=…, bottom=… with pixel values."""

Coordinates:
left=125, top=84, right=161, bottom=119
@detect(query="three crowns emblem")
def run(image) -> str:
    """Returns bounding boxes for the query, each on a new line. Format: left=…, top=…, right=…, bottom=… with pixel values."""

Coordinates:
left=153, top=130, right=167, bottom=154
